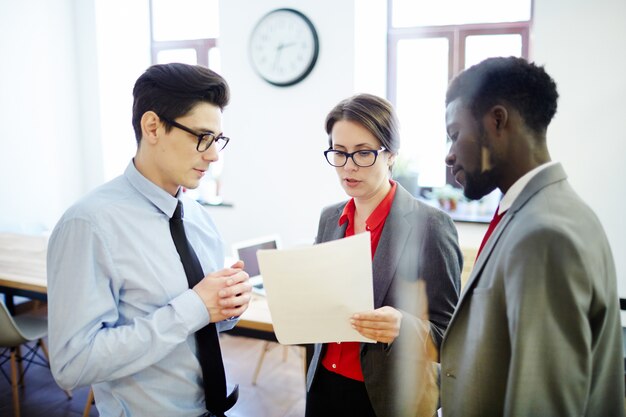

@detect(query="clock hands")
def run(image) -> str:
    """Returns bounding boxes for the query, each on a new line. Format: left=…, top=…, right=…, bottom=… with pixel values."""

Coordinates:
left=250, top=9, right=318, bottom=86
left=273, top=42, right=297, bottom=71
left=277, top=42, right=296, bottom=51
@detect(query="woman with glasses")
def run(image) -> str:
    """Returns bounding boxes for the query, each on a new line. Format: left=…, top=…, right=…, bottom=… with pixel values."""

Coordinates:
left=305, top=94, right=462, bottom=417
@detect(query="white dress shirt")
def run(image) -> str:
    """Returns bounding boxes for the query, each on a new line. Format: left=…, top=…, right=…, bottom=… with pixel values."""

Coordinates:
left=498, top=161, right=559, bottom=214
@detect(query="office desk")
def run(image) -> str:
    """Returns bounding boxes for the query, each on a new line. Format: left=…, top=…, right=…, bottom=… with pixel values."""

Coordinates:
left=0, top=232, right=276, bottom=337
left=229, top=292, right=313, bottom=382
left=0, top=232, right=313, bottom=368
left=0, top=233, right=48, bottom=313
left=228, top=292, right=314, bottom=374
left=0, top=232, right=277, bottom=333
left=230, top=292, right=277, bottom=341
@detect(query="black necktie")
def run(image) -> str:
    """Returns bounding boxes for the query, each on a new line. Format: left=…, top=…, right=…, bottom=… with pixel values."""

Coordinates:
left=169, top=200, right=238, bottom=416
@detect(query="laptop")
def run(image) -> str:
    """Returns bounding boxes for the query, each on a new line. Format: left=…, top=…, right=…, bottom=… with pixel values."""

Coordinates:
left=231, top=235, right=280, bottom=296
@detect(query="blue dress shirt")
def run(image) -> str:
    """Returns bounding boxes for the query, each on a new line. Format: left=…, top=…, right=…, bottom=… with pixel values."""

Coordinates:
left=47, top=160, right=236, bottom=417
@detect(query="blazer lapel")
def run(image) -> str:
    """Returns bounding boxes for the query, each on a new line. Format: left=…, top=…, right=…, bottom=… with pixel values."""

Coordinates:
left=372, top=186, right=412, bottom=308
left=458, top=213, right=513, bottom=301
left=450, top=163, right=569, bottom=321
left=321, top=205, right=348, bottom=243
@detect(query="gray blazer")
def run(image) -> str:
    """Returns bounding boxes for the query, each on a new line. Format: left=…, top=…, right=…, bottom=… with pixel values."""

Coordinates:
left=306, top=184, right=462, bottom=417
left=440, top=163, right=625, bottom=417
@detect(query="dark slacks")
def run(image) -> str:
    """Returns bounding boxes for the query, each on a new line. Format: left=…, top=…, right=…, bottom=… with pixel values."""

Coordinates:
left=305, top=366, right=377, bottom=417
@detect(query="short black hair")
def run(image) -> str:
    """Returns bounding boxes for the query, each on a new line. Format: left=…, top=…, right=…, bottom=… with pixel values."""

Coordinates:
left=325, top=93, right=400, bottom=154
left=131, top=63, right=230, bottom=144
left=446, top=57, right=559, bottom=134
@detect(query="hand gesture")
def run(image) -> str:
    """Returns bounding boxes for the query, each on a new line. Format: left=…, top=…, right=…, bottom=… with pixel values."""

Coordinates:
left=193, top=260, right=252, bottom=323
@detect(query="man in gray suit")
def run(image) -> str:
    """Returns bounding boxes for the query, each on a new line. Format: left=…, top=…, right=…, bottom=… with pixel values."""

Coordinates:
left=440, top=56, right=624, bottom=416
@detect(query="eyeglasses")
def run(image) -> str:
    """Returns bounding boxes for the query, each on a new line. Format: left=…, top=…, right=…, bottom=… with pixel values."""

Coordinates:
left=324, top=147, right=387, bottom=167
left=160, top=116, right=230, bottom=152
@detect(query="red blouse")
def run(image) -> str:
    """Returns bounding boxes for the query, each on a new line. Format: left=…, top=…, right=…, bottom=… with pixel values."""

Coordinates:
left=321, top=180, right=397, bottom=381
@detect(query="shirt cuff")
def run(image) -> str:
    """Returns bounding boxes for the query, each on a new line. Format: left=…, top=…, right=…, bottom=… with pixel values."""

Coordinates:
left=170, top=289, right=210, bottom=333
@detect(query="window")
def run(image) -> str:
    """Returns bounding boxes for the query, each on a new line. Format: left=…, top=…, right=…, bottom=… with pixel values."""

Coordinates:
left=149, top=0, right=226, bottom=205
left=388, top=0, right=532, bottom=221
left=150, top=0, right=220, bottom=69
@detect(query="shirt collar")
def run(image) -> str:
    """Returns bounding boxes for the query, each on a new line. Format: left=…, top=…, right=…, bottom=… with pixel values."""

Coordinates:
left=339, top=180, right=397, bottom=229
left=339, top=199, right=355, bottom=226
left=498, top=161, right=558, bottom=214
left=124, top=159, right=181, bottom=218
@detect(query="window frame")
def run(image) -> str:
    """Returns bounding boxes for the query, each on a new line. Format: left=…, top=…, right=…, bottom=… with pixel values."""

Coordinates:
left=148, top=0, right=218, bottom=67
left=386, top=1, right=532, bottom=221
left=387, top=21, right=530, bottom=107
left=147, top=0, right=228, bottom=206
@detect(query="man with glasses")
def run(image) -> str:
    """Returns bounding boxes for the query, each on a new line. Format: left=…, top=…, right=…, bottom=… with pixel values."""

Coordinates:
left=47, top=63, right=252, bottom=417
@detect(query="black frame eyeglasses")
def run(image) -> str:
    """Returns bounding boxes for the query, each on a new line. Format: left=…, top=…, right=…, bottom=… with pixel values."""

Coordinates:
left=324, top=147, right=387, bottom=167
left=160, top=116, right=230, bottom=152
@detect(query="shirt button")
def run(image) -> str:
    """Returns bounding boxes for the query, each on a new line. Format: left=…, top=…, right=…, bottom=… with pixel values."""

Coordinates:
left=332, top=364, right=337, bottom=369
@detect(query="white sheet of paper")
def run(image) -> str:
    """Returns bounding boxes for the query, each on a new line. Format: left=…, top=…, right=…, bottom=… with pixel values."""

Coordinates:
left=257, top=232, right=375, bottom=345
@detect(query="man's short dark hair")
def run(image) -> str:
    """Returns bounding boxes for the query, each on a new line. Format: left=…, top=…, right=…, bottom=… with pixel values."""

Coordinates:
left=131, top=63, right=230, bottom=144
left=446, top=57, right=559, bottom=134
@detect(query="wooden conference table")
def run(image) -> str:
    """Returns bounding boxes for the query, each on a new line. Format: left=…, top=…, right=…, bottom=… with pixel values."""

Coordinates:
left=0, top=232, right=313, bottom=377
left=0, top=233, right=275, bottom=337
left=0, top=233, right=48, bottom=313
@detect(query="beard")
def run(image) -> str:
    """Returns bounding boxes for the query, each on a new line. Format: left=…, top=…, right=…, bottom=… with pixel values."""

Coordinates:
left=462, top=168, right=498, bottom=200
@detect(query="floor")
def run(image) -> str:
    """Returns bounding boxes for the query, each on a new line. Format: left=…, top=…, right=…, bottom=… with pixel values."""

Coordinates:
left=0, top=334, right=306, bottom=417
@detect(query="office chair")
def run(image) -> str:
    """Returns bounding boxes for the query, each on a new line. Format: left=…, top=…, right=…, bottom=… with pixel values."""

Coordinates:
left=83, top=387, right=95, bottom=417
left=252, top=341, right=307, bottom=385
left=0, top=301, right=71, bottom=417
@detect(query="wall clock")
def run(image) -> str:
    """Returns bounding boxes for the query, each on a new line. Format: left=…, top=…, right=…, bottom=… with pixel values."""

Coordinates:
left=249, top=8, right=320, bottom=87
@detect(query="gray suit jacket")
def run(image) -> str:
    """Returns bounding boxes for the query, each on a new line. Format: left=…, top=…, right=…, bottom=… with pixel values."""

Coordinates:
left=440, top=163, right=625, bottom=417
left=306, top=184, right=462, bottom=417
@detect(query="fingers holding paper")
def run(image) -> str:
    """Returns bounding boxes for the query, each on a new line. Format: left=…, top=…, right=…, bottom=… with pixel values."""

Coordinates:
left=351, top=306, right=402, bottom=344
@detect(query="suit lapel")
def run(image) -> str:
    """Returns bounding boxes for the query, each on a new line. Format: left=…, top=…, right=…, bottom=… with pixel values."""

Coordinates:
left=372, top=186, right=412, bottom=308
left=458, top=213, right=513, bottom=301
left=320, top=186, right=414, bottom=309
left=321, top=205, right=347, bottom=243
left=446, top=164, right=568, bottom=331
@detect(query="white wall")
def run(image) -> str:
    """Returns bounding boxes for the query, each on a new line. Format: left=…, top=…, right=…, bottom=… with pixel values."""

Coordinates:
left=0, top=0, right=85, bottom=233
left=94, top=0, right=151, bottom=181
left=73, top=0, right=104, bottom=192
left=532, top=0, right=626, bottom=294
left=214, top=0, right=361, bottom=248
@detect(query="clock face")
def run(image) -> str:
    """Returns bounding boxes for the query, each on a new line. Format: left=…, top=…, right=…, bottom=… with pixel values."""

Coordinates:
left=249, top=8, right=319, bottom=87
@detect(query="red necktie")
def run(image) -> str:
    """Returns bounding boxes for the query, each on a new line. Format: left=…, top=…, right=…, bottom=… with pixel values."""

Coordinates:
left=476, top=206, right=507, bottom=259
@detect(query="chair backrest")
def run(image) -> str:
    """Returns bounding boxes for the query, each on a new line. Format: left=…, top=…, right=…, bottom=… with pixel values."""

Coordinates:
left=0, top=301, right=28, bottom=348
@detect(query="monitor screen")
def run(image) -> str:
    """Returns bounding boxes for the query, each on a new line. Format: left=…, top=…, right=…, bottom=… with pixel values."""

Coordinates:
left=234, top=239, right=278, bottom=277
